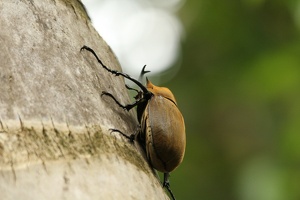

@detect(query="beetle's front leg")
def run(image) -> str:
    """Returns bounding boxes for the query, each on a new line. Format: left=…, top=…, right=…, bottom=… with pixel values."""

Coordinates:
left=80, top=46, right=150, bottom=95
left=102, top=91, right=147, bottom=111
left=163, top=172, right=176, bottom=200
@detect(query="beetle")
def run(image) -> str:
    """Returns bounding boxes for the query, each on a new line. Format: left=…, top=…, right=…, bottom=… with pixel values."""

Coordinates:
left=81, top=45, right=186, bottom=200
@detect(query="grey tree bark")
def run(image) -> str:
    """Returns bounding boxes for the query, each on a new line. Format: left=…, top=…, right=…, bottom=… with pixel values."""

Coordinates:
left=0, top=0, right=168, bottom=199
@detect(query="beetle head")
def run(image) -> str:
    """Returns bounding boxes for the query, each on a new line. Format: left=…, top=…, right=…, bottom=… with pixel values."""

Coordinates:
left=146, top=78, right=177, bottom=105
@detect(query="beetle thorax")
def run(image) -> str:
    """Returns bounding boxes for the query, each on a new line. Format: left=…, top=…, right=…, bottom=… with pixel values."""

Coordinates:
left=146, top=79, right=177, bottom=105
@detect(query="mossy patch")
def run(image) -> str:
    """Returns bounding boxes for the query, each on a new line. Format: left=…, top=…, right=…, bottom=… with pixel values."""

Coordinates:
left=0, top=121, right=151, bottom=176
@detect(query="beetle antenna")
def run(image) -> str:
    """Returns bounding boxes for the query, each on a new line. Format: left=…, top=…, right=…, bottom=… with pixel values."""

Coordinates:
left=81, top=46, right=150, bottom=96
left=163, top=173, right=176, bottom=200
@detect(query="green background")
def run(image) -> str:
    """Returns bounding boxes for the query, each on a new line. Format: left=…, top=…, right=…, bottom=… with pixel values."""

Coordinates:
left=154, top=0, right=300, bottom=199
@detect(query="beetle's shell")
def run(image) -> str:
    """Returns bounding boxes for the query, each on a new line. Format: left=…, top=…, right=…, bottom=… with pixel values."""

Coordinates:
left=141, top=81, right=186, bottom=173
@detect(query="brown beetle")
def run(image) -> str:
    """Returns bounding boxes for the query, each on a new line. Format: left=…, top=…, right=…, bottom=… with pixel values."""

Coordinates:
left=141, top=79, right=185, bottom=172
left=81, top=46, right=186, bottom=200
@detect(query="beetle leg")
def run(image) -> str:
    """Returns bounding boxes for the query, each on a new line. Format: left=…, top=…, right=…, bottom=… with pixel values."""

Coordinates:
left=163, top=172, right=176, bottom=200
left=124, top=85, right=145, bottom=102
left=109, top=129, right=135, bottom=142
left=102, top=91, right=148, bottom=111
left=81, top=46, right=151, bottom=98
left=125, top=84, right=139, bottom=93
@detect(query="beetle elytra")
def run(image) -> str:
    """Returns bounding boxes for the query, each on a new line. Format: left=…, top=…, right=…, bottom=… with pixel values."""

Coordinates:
left=81, top=46, right=186, bottom=200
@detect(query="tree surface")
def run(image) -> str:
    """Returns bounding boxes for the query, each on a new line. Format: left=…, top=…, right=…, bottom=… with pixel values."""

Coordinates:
left=0, top=0, right=168, bottom=199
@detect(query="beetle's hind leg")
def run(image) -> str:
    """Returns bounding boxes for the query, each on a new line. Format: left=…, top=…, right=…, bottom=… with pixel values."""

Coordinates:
left=163, top=173, right=176, bottom=200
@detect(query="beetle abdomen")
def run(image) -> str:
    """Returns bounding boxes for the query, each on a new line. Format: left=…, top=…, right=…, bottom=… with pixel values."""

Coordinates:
left=144, top=95, right=186, bottom=173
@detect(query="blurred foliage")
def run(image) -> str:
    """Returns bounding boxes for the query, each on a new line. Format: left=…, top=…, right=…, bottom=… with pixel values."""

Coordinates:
left=158, top=0, right=300, bottom=199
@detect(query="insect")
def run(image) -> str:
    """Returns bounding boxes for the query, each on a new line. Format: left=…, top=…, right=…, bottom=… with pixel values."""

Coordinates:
left=81, top=46, right=186, bottom=200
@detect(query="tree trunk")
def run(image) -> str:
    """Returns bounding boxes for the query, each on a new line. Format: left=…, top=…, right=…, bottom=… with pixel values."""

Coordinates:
left=0, top=0, right=168, bottom=199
